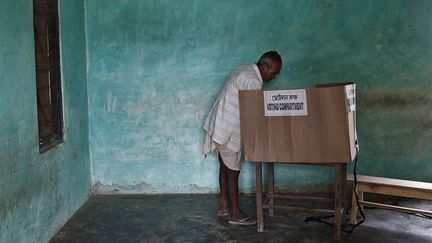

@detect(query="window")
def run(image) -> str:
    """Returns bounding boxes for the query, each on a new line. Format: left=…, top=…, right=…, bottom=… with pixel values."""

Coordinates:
left=33, top=0, right=63, bottom=152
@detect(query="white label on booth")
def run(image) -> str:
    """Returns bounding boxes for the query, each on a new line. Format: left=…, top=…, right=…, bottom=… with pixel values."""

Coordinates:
left=345, top=84, right=356, bottom=112
left=263, top=89, right=308, bottom=116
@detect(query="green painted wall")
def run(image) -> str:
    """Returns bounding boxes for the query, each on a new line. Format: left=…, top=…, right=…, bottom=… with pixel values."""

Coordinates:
left=1, top=0, right=431, bottom=240
left=87, top=0, right=432, bottom=194
left=0, top=0, right=90, bottom=242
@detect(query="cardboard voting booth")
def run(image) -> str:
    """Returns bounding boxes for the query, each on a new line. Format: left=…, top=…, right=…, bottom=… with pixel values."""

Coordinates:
left=239, top=83, right=357, bottom=163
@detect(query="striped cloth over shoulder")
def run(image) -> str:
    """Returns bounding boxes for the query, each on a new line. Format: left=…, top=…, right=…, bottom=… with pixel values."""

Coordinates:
left=203, top=63, right=263, bottom=153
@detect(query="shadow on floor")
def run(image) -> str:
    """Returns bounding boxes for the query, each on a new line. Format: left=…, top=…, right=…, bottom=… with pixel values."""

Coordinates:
left=50, top=194, right=432, bottom=243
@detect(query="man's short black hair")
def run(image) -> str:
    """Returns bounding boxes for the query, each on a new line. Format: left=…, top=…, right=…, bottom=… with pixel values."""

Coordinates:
left=257, top=51, right=282, bottom=68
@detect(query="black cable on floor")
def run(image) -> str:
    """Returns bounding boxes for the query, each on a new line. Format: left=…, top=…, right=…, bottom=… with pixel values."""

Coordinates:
left=304, top=144, right=365, bottom=234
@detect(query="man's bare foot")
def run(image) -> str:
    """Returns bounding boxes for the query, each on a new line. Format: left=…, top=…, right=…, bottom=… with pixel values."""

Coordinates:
left=217, top=207, right=229, bottom=217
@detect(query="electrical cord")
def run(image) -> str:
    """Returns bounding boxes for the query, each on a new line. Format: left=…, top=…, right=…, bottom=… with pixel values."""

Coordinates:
left=343, top=145, right=366, bottom=233
left=304, top=143, right=365, bottom=234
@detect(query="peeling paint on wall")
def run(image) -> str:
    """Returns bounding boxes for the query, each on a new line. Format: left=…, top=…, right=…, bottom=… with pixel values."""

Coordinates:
left=0, top=1, right=90, bottom=242
left=86, top=0, right=432, bottom=194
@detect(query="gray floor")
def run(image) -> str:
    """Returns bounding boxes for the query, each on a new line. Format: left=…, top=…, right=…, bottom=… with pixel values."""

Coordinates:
left=50, top=194, right=432, bottom=243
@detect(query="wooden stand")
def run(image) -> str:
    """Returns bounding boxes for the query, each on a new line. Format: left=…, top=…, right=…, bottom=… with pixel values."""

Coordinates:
left=255, top=162, right=347, bottom=241
left=348, top=174, right=432, bottom=224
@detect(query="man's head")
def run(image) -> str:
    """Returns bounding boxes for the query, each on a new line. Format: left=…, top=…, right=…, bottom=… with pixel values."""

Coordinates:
left=257, top=51, right=282, bottom=83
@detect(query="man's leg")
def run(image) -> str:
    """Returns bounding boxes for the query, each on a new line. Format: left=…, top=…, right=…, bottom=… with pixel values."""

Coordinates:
left=218, top=154, right=229, bottom=215
left=217, top=147, right=255, bottom=225
left=227, top=166, right=246, bottom=220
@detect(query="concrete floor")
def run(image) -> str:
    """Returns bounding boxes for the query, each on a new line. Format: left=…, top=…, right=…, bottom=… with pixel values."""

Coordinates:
left=50, top=194, right=432, bottom=243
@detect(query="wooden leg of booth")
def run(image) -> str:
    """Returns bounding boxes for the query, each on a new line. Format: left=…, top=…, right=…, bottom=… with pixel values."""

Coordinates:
left=256, top=162, right=264, bottom=232
left=268, top=162, right=275, bottom=217
left=334, top=163, right=347, bottom=241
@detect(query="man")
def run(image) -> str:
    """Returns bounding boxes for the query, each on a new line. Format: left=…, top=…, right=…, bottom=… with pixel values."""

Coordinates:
left=203, top=51, right=282, bottom=225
